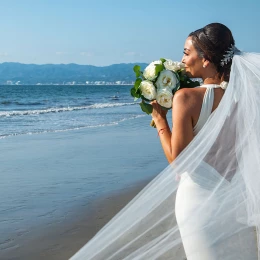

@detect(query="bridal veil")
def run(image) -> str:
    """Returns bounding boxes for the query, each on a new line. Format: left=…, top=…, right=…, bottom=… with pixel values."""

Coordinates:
left=71, top=51, right=260, bottom=259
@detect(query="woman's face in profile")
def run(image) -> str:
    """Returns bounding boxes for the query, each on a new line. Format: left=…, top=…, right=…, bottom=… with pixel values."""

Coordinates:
left=181, top=37, right=204, bottom=78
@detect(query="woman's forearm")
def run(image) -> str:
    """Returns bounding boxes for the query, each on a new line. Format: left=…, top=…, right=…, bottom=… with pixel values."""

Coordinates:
left=154, top=118, right=173, bottom=163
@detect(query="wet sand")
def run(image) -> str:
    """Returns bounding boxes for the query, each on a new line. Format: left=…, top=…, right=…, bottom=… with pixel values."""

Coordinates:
left=1, top=118, right=170, bottom=259
left=2, top=180, right=150, bottom=260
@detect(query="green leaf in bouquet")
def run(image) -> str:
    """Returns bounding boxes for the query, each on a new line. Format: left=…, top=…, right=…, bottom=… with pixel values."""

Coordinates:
left=179, top=75, right=185, bottom=81
left=173, top=72, right=181, bottom=91
left=187, top=80, right=201, bottom=88
left=130, top=87, right=136, bottom=97
left=140, top=101, right=153, bottom=115
left=133, top=65, right=142, bottom=78
left=179, top=75, right=201, bottom=89
left=160, top=58, right=166, bottom=63
left=131, top=87, right=141, bottom=98
left=175, top=83, right=181, bottom=92
left=155, top=64, right=164, bottom=76
left=175, top=71, right=180, bottom=83
left=133, top=65, right=141, bottom=72
left=134, top=78, right=142, bottom=90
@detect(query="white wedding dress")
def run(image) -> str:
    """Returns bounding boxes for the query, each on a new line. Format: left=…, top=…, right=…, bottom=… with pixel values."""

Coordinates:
left=175, top=84, right=258, bottom=259
left=71, top=52, right=260, bottom=260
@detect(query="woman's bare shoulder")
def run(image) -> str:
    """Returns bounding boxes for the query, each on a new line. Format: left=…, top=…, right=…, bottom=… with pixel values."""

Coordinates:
left=173, top=87, right=204, bottom=110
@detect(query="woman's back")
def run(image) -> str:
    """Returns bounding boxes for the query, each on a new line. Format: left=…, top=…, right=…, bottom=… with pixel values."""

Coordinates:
left=187, top=85, right=225, bottom=134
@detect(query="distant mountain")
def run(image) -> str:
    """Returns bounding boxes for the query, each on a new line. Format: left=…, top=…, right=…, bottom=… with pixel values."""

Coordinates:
left=0, top=62, right=148, bottom=85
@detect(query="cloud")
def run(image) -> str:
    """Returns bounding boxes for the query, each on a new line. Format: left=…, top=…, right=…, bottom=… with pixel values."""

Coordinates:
left=80, top=52, right=94, bottom=57
left=124, top=52, right=143, bottom=57
left=56, top=52, right=71, bottom=55
left=0, top=52, right=9, bottom=57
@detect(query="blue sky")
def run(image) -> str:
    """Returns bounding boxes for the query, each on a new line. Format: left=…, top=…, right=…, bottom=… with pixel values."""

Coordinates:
left=0, top=0, right=259, bottom=66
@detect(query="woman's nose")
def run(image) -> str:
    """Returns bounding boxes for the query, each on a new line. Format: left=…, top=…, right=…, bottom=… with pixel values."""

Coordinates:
left=181, top=56, right=185, bottom=63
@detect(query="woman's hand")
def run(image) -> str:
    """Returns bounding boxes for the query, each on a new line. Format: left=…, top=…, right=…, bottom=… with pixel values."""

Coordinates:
left=150, top=100, right=168, bottom=123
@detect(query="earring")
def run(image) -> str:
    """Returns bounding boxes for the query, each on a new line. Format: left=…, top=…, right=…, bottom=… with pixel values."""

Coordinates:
left=203, top=65, right=206, bottom=68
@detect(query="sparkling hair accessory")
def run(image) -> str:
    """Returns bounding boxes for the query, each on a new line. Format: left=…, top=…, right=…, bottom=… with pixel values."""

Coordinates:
left=220, top=44, right=239, bottom=67
left=220, top=81, right=228, bottom=90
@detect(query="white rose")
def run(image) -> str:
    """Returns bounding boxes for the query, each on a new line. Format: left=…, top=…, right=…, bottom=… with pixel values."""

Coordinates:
left=140, top=80, right=157, bottom=100
left=143, top=60, right=162, bottom=81
left=163, top=60, right=185, bottom=72
left=156, top=88, right=173, bottom=108
left=155, top=70, right=178, bottom=91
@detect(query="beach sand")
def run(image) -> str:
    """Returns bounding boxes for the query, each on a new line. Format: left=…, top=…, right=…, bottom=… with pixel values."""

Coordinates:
left=5, top=180, right=185, bottom=260
left=1, top=117, right=183, bottom=259
left=3, top=180, right=150, bottom=260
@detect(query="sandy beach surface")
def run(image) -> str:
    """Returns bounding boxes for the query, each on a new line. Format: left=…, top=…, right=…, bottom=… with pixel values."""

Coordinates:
left=4, top=181, right=186, bottom=260
left=1, top=116, right=181, bottom=259
left=4, top=179, right=151, bottom=260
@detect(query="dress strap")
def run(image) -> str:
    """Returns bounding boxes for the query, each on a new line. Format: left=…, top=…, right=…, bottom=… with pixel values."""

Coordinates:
left=193, top=85, right=219, bottom=135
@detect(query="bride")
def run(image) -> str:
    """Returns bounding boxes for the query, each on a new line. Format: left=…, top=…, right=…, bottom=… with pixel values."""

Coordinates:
left=71, top=23, right=260, bottom=259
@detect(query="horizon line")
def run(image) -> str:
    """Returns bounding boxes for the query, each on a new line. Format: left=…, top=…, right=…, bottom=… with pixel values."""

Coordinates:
left=0, top=61, right=149, bottom=67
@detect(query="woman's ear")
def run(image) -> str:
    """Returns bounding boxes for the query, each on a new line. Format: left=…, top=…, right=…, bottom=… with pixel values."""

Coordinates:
left=202, top=59, right=210, bottom=68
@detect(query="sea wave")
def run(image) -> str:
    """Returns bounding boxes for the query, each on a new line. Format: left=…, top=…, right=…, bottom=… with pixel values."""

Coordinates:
left=0, top=102, right=137, bottom=117
left=1, top=101, right=44, bottom=106
left=15, top=101, right=45, bottom=106
left=1, top=101, right=12, bottom=105
left=0, top=114, right=145, bottom=139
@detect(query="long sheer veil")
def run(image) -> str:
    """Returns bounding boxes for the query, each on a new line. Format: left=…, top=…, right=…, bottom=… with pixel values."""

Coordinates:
left=70, top=52, right=260, bottom=259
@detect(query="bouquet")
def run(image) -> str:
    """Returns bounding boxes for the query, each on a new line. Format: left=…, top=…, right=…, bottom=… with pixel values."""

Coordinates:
left=130, top=58, right=201, bottom=127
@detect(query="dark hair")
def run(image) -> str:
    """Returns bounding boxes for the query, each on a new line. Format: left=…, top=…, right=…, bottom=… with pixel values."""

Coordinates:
left=189, top=23, right=235, bottom=81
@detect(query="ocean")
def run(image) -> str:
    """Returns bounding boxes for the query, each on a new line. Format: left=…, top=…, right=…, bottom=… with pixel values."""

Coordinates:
left=0, top=84, right=168, bottom=257
left=0, top=85, right=142, bottom=139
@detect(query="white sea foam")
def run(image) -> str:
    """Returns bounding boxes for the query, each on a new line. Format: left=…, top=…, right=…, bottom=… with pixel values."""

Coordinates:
left=0, top=102, right=137, bottom=117
left=0, top=114, right=145, bottom=139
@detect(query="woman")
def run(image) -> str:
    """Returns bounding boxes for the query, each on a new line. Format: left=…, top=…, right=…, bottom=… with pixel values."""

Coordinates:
left=71, top=23, right=260, bottom=259
left=151, top=23, right=258, bottom=259
left=151, top=23, right=229, bottom=164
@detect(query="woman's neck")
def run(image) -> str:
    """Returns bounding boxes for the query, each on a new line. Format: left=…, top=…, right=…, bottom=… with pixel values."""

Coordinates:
left=203, top=77, right=222, bottom=85
left=202, top=68, right=222, bottom=85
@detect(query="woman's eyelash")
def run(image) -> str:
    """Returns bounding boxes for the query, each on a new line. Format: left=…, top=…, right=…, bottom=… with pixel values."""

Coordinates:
left=183, top=52, right=188, bottom=55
